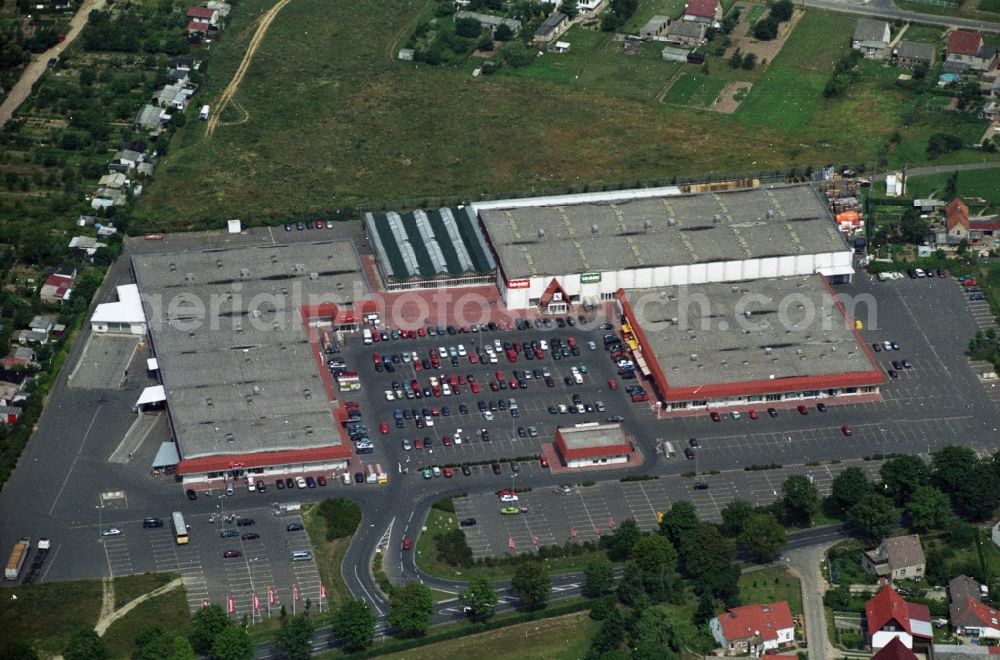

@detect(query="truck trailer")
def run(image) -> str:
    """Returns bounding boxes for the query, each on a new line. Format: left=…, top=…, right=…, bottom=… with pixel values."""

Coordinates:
left=5, top=537, right=31, bottom=580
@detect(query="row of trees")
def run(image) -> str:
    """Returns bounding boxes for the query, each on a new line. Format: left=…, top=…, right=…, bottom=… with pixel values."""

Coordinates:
left=752, top=0, right=793, bottom=41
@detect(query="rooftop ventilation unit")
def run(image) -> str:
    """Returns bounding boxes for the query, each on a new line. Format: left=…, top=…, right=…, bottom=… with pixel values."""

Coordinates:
left=253, top=385, right=261, bottom=394
left=293, top=263, right=305, bottom=273
left=538, top=228, right=545, bottom=239
left=235, top=323, right=243, bottom=333
left=303, top=388, right=312, bottom=399
left=591, top=224, right=599, bottom=234
left=185, top=272, right=193, bottom=282
left=206, top=398, right=213, bottom=407
left=271, top=255, right=278, bottom=265
left=713, top=214, right=722, bottom=224
left=216, top=259, right=224, bottom=269
left=309, top=272, right=318, bottom=281
left=169, top=263, right=177, bottom=272
left=764, top=347, right=772, bottom=355
left=670, top=317, right=679, bottom=325
left=226, top=433, right=235, bottom=442
left=690, top=353, right=698, bottom=361
left=744, top=310, right=752, bottom=318
left=239, top=268, right=250, bottom=279
left=666, top=217, right=675, bottom=227
left=767, top=209, right=775, bottom=219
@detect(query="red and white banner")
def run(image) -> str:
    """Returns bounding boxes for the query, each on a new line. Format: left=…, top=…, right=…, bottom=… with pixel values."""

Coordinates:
left=507, top=278, right=530, bottom=289
left=293, top=585, right=301, bottom=602
left=607, top=516, right=616, bottom=530
left=227, top=595, right=235, bottom=614
left=594, top=525, right=602, bottom=537
left=569, top=528, right=577, bottom=540
left=253, top=594, right=260, bottom=612
left=508, top=535, right=516, bottom=551
left=268, top=587, right=276, bottom=605
left=531, top=534, right=539, bottom=547
left=202, top=599, right=209, bottom=608
left=320, top=585, right=327, bottom=599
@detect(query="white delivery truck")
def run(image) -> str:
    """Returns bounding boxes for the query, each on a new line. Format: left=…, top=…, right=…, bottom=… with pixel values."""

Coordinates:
left=199, top=105, right=210, bottom=120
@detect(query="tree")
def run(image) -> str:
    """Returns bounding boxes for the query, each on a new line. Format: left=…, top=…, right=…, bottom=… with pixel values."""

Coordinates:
left=906, top=485, right=952, bottom=532
left=932, top=445, right=980, bottom=495
left=770, top=0, right=794, bottom=21
left=944, top=171, right=959, bottom=200
left=454, top=17, right=483, bottom=38
left=742, top=52, right=757, bottom=70
left=209, top=626, right=252, bottom=660
left=720, top=499, right=754, bottom=537
left=274, top=612, right=315, bottom=660
left=897, top=207, right=930, bottom=245
left=511, top=561, right=551, bottom=610
left=561, top=0, right=580, bottom=18
left=954, top=464, right=1000, bottom=520
left=501, top=41, right=535, bottom=67
left=848, top=492, right=895, bottom=541
left=493, top=23, right=513, bottom=42
left=190, top=604, right=233, bottom=655
left=605, top=518, right=642, bottom=561
left=617, top=560, right=645, bottom=607
left=583, top=556, right=616, bottom=597
left=738, top=514, right=788, bottom=563
left=680, top=524, right=737, bottom=602
left=588, top=605, right=626, bottom=655
left=694, top=592, right=717, bottom=626
left=729, top=48, right=743, bottom=69
left=632, top=605, right=687, bottom=659
left=957, top=237, right=969, bottom=254
left=460, top=576, right=499, bottom=621
left=389, top=582, right=434, bottom=636
left=133, top=627, right=196, bottom=660
left=660, top=500, right=699, bottom=548
left=828, top=467, right=872, bottom=516
left=927, top=132, right=963, bottom=157
left=753, top=16, right=779, bottom=40
left=332, top=599, right=375, bottom=652
left=0, top=641, right=39, bottom=660
left=63, top=630, right=109, bottom=660
left=881, top=455, right=929, bottom=506
left=781, top=475, right=819, bottom=526
left=631, top=534, right=678, bottom=576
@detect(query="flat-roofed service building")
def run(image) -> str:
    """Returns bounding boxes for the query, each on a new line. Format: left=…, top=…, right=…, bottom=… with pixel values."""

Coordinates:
left=617, top=275, right=883, bottom=414
left=475, top=184, right=853, bottom=312
left=555, top=423, right=631, bottom=468
left=132, top=239, right=373, bottom=483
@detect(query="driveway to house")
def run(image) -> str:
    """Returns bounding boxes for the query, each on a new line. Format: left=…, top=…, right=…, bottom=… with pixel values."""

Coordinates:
left=0, top=0, right=107, bottom=128
left=784, top=540, right=841, bottom=660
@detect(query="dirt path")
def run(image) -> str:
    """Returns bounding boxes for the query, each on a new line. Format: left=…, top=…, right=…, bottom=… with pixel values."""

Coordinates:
left=95, top=576, right=184, bottom=636
left=0, top=0, right=107, bottom=128
left=205, top=0, right=293, bottom=137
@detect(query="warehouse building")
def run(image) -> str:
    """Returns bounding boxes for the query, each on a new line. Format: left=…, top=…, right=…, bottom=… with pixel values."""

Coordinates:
left=91, top=284, right=148, bottom=335
left=474, top=184, right=853, bottom=311
left=554, top=423, right=632, bottom=468
left=363, top=207, right=496, bottom=290
left=615, top=275, right=883, bottom=414
left=131, top=240, right=373, bottom=483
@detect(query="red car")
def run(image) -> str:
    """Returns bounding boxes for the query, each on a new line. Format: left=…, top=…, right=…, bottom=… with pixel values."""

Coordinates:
left=417, top=327, right=426, bottom=337
left=314, top=220, right=325, bottom=229
left=469, top=353, right=479, bottom=364
left=748, top=409, right=759, bottom=419
left=539, top=455, right=549, bottom=468
left=710, top=411, right=721, bottom=422
left=470, top=382, right=481, bottom=394
left=442, top=435, right=452, bottom=446
left=372, top=352, right=382, bottom=365
left=841, top=425, right=853, bottom=436
left=608, top=379, right=617, bottom=390
left=631, top=393, right=649, bottom=402
left=495, top=370, right=505, bottom=381
left=797, top=405, right=808, bottom=415
left=414, top=438, right=423, bottom=449
left=402, top=538, right=413, bottom=550
left=443, top=467, right=453, bottom=478
left=380, top=421, right=389, bottom=434
left=316, top=475, right=327, bottom=486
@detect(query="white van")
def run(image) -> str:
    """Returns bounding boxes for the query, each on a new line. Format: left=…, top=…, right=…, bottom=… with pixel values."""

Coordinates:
left=247, top=476, right=256, bottom=492
left=291, top=551, right=312, bottom=561
left=342, top=472, right=352, bottom=485
left=362, top=328, right=373, bottom=345
left=199, top=104, right=210, bottom=120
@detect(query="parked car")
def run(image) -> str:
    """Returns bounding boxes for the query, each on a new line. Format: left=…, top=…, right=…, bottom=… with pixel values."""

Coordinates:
left=223, top=550, right=242, bottom=558
left=102, top=528, right=122, bottom=537
left=287, top=523, right=304, bottom=532
left=186, top=489, right=198, bottom=500
left=241, top=533, right=260, bottom=541
left=797, top=405, right=808, bottom=415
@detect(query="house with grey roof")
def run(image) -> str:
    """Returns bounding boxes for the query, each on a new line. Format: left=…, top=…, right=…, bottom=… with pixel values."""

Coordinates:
left=453, top=10, right=521, bottom=38
left=896, top=40, right=935, bottom=69
left=852, top=18, right=891, bottom=60
left=640, top=15, right=671, bottom=40
left=134, top=104, right=169, bottom=133
left=665, top=21, right=704, bottom=48
left=862, top=534, right=925, bottom=581
left=533, top=11, right=568, bottom=43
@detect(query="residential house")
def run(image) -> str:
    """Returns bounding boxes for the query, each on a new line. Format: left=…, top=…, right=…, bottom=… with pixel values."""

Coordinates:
left=167, top=55, right=202, bottom=71
left=15, top=329, right=48, bottom=345
left=896, top=40, right=935, bottom=69
left=186, top=6, right=219, bottom=26
left=552, top=41, right=570, bottom=53
left=136, top=162, right=155, bottom=177
left=873, top=637, right=918, bottom=660
left=29, top=316, right=53, bottom=334
left=862, top=534, right=926, bottom=581
left=640, top=15, right=671, bottom=40
left=683, top=0, right=721, bottom=23
left=852, top=18, right=891, bottom=60
left=110, top=149, right=143, bottom=173
left=982, top=71, right=1000, bottom=98
left=153, top=82, right=196, bottom=110
left=945, top=30, right=998, bottom=73
left=2, top=347, right=36, bottom=370
left=949, top=575, right=1000, bottom=640
left=205, top=0, right=231, bottom=17
left=662, top=45, right=689, bottom=62
left=0, top=369, right=30, bottom=407
left=185, top=21, right=211, bottom=38
left=40, top=266, right=75, bottom=304
left=165, top=68, right=190, bottom=85
left=665, top=21, right=705, bottom=48
left=913, top=198, right=946, bottom=213
left=865, top=585, right=933, bottom=651
left=92, top=187, right=128, bottom=210
left=709, top=601, right=795, bottom=656
left=578, top=0, right=604, bottom=12
left=98, top=172, right=128, bottom=190
left=946, top=197, right=1000, bottom=245
left=134, top=105, right=170, bottom=133
left=981, top=101, right=1000, bottom=122
left=69, top=236, right=108, bottom=256
left=453, top=11, right=521, bottom=38
left=0, top=406, right=21, bottom=425
left=533, top=12, right=568, bottom=44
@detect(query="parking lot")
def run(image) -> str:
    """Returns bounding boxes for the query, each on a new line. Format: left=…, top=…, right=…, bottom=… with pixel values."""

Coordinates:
left=333, top=317, right=654, bottom=479
left=89, top=504, right=325, bottom=616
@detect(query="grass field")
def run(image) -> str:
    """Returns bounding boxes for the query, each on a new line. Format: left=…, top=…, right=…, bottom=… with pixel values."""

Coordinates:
left=745, top=4, right=768, bottom=23
left=102, top=583, right=193, bottom=658
left=901, top=24, right=947, bottom=44
left=904, top=166, right=1000, bottom=205
left=113, top=572, right=176, bottom=609
left=663, top=73, right=728, bottom=107
left=134, top=1, right=1000, bottom=228
left=0, top=579, right=104, bottom=657
left=303, top=503, right=353, bottom=603
left=738, top=566, right=803, bottom=616
left=379, top=610, right=597, bottom=660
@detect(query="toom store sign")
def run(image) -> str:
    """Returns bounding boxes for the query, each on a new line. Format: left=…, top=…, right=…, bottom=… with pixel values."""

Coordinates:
left=580, top=272, right=602, bottom=284
left=508, top=279, right=531, bottom=289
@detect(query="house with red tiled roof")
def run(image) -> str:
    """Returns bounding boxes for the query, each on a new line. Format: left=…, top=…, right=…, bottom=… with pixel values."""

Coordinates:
left=709, top=601, right=795, bottom=656
left=949, top=575, right=1000, bottom=640
left=873, top=637, right=918, bottom=660
left=39, top=266, right=75, bottom=304
left=683, top=0, right=721, bottom=24
left=186, top=6, right=219, bottom=25
left=945, top=30, right=998, bottom=72
left=945, top=198, right=1000, bottom=245
left=866, top=585, right=933, bottom=651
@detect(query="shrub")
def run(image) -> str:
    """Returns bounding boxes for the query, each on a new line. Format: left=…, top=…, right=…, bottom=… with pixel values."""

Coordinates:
left=432, top=497, right=455, bottom=513
left=316, top=498, right=362, bottom=539
left=434, top=528, right=474, bottom=567
left=753, top=17, right=778, bottom=40
left=455, top=17, right=483, bottom=38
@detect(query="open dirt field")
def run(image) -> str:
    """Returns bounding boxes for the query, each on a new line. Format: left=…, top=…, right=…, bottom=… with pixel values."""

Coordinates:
left=711, top=81, right=753, bottom=113
left=725, top=7, right=805, bottom=64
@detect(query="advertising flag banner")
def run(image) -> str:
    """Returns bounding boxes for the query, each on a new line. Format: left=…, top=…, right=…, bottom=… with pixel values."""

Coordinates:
left=294, top=585, right=301, bottom=602
left=268, top=587, right=276, bottom=605
left=253, top=594, right=260, bottom=612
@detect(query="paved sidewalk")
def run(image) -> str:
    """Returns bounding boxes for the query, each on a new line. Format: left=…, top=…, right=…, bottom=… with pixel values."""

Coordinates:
left=784, top=541, right=840, bottom=660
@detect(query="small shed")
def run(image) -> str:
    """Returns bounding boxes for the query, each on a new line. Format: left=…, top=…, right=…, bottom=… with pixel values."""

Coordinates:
left=398, top=48, right=415, bottom=61
left=640, top=15, right=671, bottom=40
left=662, top=45, right=689, bottom=62
left=552, top=41, right=571, bottom=53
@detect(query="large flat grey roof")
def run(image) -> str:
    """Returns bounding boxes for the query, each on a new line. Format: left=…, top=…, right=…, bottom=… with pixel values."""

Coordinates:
left=478, top=184, right=847, bottom=279
left=132, top=240, right=370, bottom=461
left=559, top=423, right=628, bottom=449
left=626, top=275, right=877, bottom=390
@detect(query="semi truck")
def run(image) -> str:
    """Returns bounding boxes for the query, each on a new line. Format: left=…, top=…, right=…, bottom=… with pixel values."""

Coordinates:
left=5, top=537, right=31, bottom=580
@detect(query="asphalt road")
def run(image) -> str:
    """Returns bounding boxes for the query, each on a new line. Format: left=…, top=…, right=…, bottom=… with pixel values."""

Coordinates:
left=796, top=0, right=1000, bottom=32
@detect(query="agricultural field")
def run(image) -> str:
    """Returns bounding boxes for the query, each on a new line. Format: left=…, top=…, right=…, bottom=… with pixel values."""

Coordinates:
left=905, top=166, right=1000, bottom=208
left=134, top=0, right=1000, bottom=229
left=662, top=74, right=728, bottom=108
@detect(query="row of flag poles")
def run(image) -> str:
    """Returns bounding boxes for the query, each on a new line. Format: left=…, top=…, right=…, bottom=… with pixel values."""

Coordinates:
left=208, top=584, right=327, bottom=620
